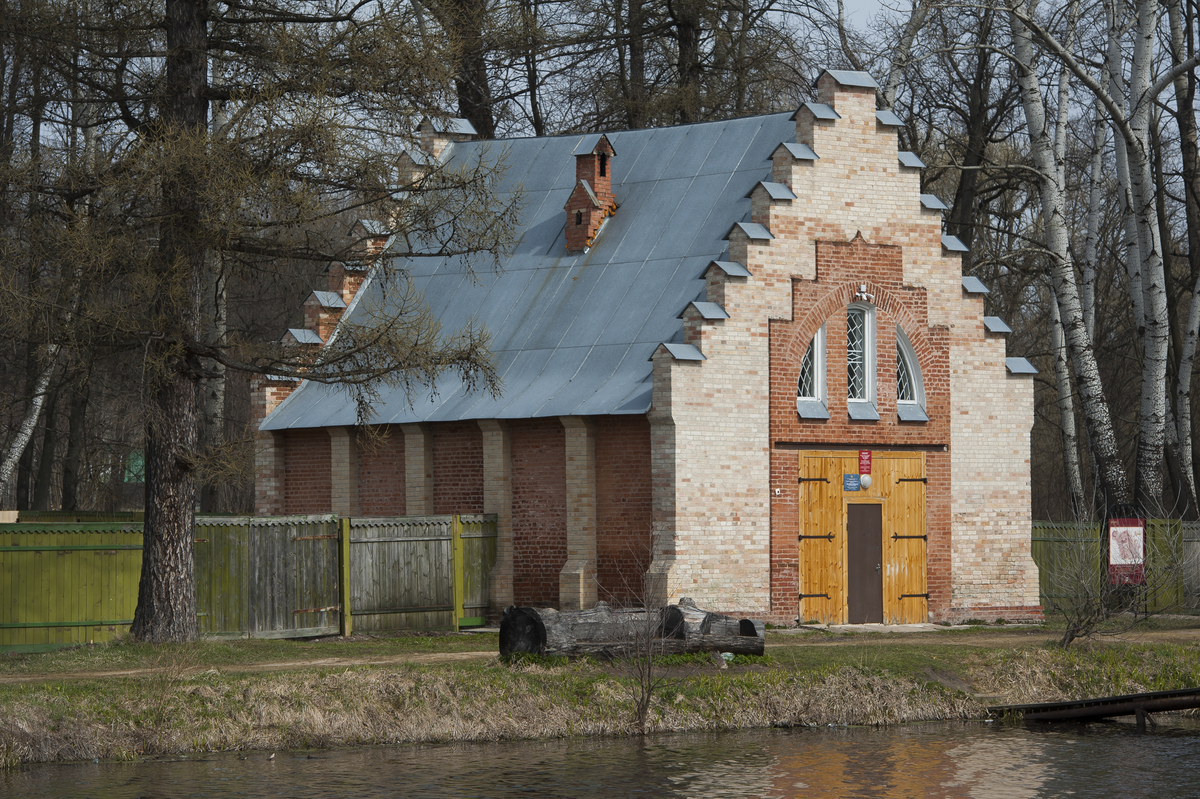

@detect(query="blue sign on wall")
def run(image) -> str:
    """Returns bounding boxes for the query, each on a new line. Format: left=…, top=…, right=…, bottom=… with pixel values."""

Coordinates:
left=843, top=474, right=861, bottom=491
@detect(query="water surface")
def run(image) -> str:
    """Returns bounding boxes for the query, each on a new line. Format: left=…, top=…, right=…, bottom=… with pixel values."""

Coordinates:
left=6, top=719, right=1200, bottom=798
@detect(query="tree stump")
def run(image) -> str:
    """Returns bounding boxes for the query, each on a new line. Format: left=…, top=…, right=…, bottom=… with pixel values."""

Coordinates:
left=499, top=597, right=765, bottom=657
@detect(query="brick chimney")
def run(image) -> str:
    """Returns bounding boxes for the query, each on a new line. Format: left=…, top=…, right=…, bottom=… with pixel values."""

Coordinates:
left=304, top=290, right=347, bottom=342
left=565, top=134, right=617, bottom=252
left=417, top=116, right=479, bottom=161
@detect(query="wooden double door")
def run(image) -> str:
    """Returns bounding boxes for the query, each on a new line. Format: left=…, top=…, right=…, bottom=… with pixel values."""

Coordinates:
left=798, top=451, right=927, bottom=624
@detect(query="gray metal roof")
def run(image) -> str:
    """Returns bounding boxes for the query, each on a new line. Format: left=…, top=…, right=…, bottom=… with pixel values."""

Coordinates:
left=920, top=194, right=948, bottom=211
left=748, top=181, right=797, bottom=201
left=961, top=276, right=990, bottom=294
left=793, top=102, right=841, bottom=121
left=898, top=152, right=925, bottom=168
left=684, top=301, right=730, bottom=320
left=659, top=342, right=706, bottom=361
left=283, top=328, right=324, bottom=345
left=263, top=113, right=796, bottom=431
left=1006, top=357, right=1038, bottom=375
left=983, top=316, right=1013, bottom=334
left=427, top=117, right=478, bottom=136
left=876, top=109, right=905, bottom=127
left=776, top=142, right=819, bottom=160
left=728, top=221, right=775, bottom=240
left=308, top=290, right=346, bottom=309
left=941, top=234, right=969, bottom=252
left=706, top=260, right=752, bottom=278
left=822, top=69, right=880, bottom=89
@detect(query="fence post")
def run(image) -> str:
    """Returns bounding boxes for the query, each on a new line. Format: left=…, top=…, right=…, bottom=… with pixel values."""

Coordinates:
left=452, top=514, right=464, bottom=632
left=340, top=517, right=353, bottom=637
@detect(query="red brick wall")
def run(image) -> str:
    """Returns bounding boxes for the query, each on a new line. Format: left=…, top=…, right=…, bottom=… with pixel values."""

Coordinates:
left=284, top=429, right=331, bottom=514
left=595, top=416, right=652, bottom=604
left=358, top=425, right=405, bottom=516
left=510, top=418, right=567, bottom=606
left=432, top=422, right=484, bottom=514
left=768, top=237, right=953, bottom=621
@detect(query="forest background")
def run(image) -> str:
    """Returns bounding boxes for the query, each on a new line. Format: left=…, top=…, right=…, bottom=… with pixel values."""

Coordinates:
left=2, top=0, right=1200, bottom=533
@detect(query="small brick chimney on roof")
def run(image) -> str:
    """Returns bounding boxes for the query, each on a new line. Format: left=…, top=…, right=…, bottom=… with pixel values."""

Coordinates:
left=417, top=116, right=478, bottom=161
left=565, top=134, right=617, bottom=252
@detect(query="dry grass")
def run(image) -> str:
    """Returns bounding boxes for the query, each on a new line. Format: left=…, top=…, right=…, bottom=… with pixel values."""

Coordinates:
left=4, top=640, right=1200, bottom=766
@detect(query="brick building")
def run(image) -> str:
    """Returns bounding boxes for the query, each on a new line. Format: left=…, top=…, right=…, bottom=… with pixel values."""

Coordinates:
left=254, top=70, right=1042, bottom=625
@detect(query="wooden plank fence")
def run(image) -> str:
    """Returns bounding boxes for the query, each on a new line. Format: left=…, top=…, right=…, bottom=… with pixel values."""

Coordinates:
left=0, top=513, right=497, bottom=652
left=1031, top=520, right=1200, bottom=613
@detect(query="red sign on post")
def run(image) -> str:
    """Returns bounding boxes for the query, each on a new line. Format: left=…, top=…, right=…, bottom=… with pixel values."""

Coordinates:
left=858, top=450, right=871, bottom=475
left=1108, top=517, right=1146, bottom=585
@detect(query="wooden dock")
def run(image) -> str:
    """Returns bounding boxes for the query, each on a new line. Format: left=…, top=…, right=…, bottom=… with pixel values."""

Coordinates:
left=989, top=686, right=1200, bottom=726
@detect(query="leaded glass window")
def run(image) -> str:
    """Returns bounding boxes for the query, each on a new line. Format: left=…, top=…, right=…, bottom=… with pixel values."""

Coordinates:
left=847, top=308, right=866, bottom=399
left=897, top=349, right=914, bottom=401
left=799, top=340, right=815, bottom=397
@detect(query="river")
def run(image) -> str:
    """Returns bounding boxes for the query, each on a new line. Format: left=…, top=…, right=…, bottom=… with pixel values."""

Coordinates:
left=4, top=719, right=1199, bottom=798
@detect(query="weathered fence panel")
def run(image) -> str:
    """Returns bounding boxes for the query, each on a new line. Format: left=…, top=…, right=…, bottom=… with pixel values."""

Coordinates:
left=0, top=523, right=142, bottom=652
left=194, top=517, right=250, bottom=637
left=349, top=516, right=455, bottom=631
left=348, top=514, right=497, bottom=631
left=459, top=514, right=498, bottom=626
left=247, top=515, right=341, bottom=639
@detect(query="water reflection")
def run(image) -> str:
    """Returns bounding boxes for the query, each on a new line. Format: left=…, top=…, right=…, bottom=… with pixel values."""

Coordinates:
left=5, top=720, right=1200, bottom=798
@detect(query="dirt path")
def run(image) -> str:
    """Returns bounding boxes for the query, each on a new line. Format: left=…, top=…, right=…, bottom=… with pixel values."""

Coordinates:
left=0, top=650, right=498, bottom=685
left=767, top=628, right=1200, bottom=648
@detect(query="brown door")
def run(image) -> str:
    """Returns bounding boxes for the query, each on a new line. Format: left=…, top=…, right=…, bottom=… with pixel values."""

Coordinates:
left=847, top=504, right=883, bottom=624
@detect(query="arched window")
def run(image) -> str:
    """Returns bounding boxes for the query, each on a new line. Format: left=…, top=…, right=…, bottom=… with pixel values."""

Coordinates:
left=796, top=325, right=829, bottom=419
left=895, top=327, right=928, bottom=422
left=846, top=304, right=879, bottom=420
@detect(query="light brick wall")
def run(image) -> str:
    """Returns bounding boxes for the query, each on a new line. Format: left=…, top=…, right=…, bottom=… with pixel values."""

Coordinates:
left=401, top=424, right=433, bottom=515
left=651, top=71, right=1039, bottom=621
left=559, top=416, right=598, bottom=610
left=480, top=419, right=514, bottom=608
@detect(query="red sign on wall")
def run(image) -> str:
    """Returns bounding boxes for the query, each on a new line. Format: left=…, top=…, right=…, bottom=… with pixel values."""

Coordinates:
left=858, top=450, right=872, bottom=475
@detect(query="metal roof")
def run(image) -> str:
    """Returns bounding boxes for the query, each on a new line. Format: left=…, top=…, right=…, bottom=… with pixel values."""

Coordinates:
left=728, top=221, right=775, bottom=241
left=821, top=70, right=880, bottom=89
left=705, top=260, right=752, bottom=278
left=898, top=151, right=925, bottom=168
left=983, top=316, right=1012, bottom=334
left=308, top=290, right=346, bottom=309
left=282, top=328, right=323, bottom=345
left=876, top=109, right=905, bottom=127
left=683, top=301, right=730, bottom=320
left=961, top=276, right=990, bottom=294
left=426, top=117, right=478, bottom=136
left=920, top=194, right=948, bottom=211
left=658, top=342, right=706, bottom=361
left=775, top=141, right=819, bottom=160
left=792, top=103, right=840, bottom=121
left=941, top=234, right=969, bottom=252
left=1006, top=357, right=1038, bottom=375
left=263, top=113, right=796, bottom=431
left=748, top=182, right=797, bottom=201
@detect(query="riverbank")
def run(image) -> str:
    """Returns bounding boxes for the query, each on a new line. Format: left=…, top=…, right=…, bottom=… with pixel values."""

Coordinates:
left=4, top=623, right=1200, bottom=767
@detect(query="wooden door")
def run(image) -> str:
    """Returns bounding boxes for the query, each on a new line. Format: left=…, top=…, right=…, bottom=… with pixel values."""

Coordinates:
left=799, top=451, right=927, bottom=624
left=847, top=504, right=883, bottom=623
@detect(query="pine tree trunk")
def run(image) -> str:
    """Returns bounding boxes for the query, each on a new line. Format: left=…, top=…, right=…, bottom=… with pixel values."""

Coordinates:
left=130, top=0, right=208, bottom=643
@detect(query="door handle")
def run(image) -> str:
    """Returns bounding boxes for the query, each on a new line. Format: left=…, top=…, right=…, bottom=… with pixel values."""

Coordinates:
left=876, top=563, right=881, bottom=573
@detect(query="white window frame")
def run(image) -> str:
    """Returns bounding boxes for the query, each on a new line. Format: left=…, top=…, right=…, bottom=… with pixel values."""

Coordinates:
left=895, top=326, right=928, bottom=422
left=846, top=303, right=878, bottom=419
left=796, top=324, right=829, bottom=419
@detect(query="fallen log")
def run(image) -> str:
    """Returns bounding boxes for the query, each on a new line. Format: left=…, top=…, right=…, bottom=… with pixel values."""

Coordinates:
left=499, top=598, right=765, bottom=657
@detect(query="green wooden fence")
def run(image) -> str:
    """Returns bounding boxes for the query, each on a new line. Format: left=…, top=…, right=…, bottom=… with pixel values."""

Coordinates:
left=0, top=513, right=497, bottom=652
left=0, top=523, right=142, bottom=652
left=1031, top=520, right=1200, bottom=613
